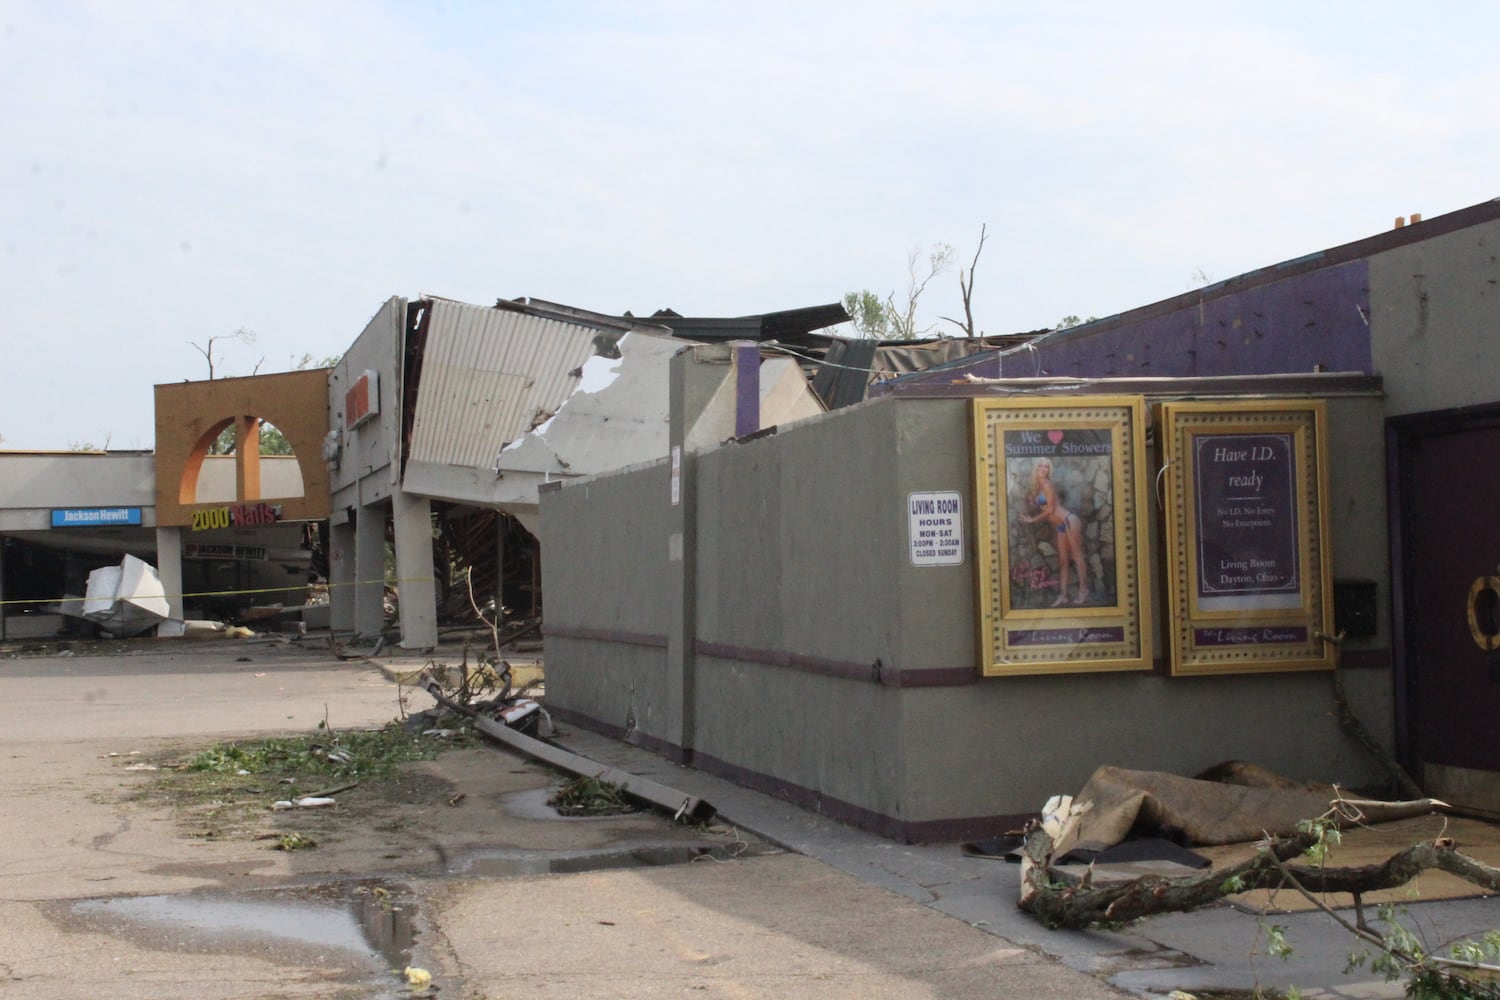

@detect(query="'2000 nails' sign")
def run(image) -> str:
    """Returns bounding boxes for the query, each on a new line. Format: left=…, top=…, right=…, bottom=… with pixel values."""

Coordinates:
left=190, top=502, right=283, bottom=531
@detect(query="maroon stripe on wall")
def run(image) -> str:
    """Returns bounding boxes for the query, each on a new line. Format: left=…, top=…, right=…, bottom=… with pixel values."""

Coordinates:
left=548, top=706, right=1028, bottom=844
left=546, top=632, right=978, bottom=686
left=543, top=624, right=669, bottom=648
left=695, top=640, right=977, bottom=688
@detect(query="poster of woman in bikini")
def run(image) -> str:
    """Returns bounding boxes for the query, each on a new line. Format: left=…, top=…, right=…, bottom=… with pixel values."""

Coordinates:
left=970, top=397, right=1152, bottom=676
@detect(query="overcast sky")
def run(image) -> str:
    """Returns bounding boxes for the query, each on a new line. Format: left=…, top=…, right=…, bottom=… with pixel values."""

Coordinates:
left=3, top=1, right=1496, bottom=450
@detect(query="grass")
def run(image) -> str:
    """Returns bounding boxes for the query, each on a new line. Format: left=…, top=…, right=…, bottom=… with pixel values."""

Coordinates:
left=185, top=720, right=459, bottom=782
left=141, top=718, right=476, bottom=843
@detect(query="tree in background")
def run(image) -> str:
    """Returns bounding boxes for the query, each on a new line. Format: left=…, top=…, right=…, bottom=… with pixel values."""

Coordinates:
left=200, top=346, right=342, bottom=456
left=843, top=243, right=952, bottom=339
left=190, top=327, right=261, bottom=381
left=841, top=290, right=894, bottom=339
left=940, top=223, right=988, bottom=338
left=846, top=229, right=999, bottom=340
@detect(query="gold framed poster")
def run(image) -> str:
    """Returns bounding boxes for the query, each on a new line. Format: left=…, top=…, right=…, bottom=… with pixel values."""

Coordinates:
left=1160, top=400, right=1334, bottom=674
left=971, top=396, right=1153, bottom=675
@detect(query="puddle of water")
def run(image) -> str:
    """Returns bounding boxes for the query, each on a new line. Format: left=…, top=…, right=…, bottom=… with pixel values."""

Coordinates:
left=454, top=842, right=766, bottom=877
left=67, top=882, right=418, bottom=995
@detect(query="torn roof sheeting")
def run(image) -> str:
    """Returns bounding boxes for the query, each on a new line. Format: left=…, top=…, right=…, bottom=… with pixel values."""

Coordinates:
left=405, top=297, right=647, bottom=473
left=494, top=329, right=683, bottom=490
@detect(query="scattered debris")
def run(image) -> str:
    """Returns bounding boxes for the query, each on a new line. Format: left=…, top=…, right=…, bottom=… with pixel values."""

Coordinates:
left=403, top=966, right=432, bottom=991
left=420, top=675, right=715, bottom=824
left=1014, top=767, right=1477, bottom=930
left=272, top=832, right=317, bottom=851
left=56, top=554, right=171, bottom=637
left=271, top=796, right=337, bottom=810
left=549, top=776, right=635, bottom=816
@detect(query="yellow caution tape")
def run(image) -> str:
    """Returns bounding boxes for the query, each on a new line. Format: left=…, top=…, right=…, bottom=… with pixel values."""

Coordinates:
left=0, top=576, right=436, bottom=608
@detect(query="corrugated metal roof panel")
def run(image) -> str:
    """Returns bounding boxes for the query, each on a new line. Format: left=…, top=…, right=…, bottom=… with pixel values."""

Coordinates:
left=407, top=299, right=603, bottom=470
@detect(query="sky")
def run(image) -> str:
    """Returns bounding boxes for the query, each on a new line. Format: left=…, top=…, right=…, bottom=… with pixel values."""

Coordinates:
left=2, top=1, right=1497, bottom=450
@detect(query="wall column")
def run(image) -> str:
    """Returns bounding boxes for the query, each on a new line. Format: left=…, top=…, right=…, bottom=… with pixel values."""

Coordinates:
left=495, top=514, right=507, bottom=615
left=392, top=490, right=437, bottom=650
left=353, top=502, right=387, bottom=638
left=154, top=525, right=185, bottom=636
left=733, top=341, right=761, bottom=438
left=663, top=348, right=728, bottom=763
left=0, top=535, right=6, bottom=641
left=329, top=517, right=355, bottom=632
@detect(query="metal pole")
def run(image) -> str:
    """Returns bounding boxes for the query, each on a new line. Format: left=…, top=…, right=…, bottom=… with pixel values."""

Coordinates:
left=422, top=678, right=715, bottom=825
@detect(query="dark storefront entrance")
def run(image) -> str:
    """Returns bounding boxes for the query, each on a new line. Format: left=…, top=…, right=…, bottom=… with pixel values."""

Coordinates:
left=1394, top=405, right=1500, bottom=815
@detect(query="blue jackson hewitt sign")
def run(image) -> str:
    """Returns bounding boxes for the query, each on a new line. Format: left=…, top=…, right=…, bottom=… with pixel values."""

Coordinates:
left=51, top=507, right=143, bottom=528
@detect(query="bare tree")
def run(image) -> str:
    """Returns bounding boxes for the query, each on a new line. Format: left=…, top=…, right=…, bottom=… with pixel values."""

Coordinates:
left=941, top=223, right=988, bottom=338
left=190, top=327, right=260, bottom=380
left=884, top=243, right=954, bottom=339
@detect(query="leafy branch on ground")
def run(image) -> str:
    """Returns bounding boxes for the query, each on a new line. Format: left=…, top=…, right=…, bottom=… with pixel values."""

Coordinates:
left=548, top=775, right=636, bottom=816
left=1019, top=803, right=1500, bottom=997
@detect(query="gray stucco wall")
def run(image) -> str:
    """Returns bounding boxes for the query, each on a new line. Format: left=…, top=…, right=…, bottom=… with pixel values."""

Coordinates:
left=887, top=393, right=1392, bottom=822
left=692, top=402, right=907, bottom=818
left=1369, top=214, right=1500, bottom=417
left=328, top=297, right=404, bottom=516
left=0, top=454, right=156, bottom=529
left=540, top=459, right=677, bottom=742
left=542, top=389, right=1394, bottom=835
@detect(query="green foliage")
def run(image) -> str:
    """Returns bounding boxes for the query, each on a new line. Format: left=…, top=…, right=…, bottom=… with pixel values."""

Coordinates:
left=548, top=775, right=635, bottom=816
left=1265, top=922, right=1295, bottom=961
left=206, top=419, right=295, bottom=457
left=1406, top=969, right=1500, bottom=999
left=1341, top=902, right=1500, bottom=997
left=843, top=290, right=893, bottom=339
left=258, top=422, right=294, bottom=455
left=1297, top=815, right=1342, bottom=866
left=844, top=240, right=956, bottom=341
left=273, top=832, right=317, bottom=851
left=292, top=352, right=342, bottom=370
left=187, top=721, right=459, bottom=781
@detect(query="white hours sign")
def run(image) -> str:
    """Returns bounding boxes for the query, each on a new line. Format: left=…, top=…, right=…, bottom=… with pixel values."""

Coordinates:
left=908, top=491, right=964, bottom=566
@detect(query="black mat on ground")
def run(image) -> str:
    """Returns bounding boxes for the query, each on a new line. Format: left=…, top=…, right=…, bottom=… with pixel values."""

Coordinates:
left=961, top=835, right=1211, bottom=868
left=1057, top=836, right=1211, bottom=869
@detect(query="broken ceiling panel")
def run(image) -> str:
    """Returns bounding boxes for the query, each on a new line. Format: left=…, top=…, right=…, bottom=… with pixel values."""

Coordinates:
left=405, top=299, right=616, bottom=471
left=493, top=330, right=682, bottom=505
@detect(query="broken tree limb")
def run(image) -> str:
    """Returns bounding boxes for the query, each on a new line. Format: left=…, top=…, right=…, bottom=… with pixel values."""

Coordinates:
left=1018, top=824, right=1317, bottom=927
left=1265, top=848, right=1500, bottom=981
left=1018, top=824, right=1500, bottom=930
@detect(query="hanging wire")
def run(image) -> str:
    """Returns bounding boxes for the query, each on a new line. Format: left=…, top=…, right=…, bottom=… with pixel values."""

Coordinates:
left=758, top=342, right=886, bottom=375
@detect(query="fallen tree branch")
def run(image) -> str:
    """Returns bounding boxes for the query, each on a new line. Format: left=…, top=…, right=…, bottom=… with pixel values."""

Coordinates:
left=1018, top=826, right=1500, bottom=929
left=1019, top=824, right=1315, bottom=927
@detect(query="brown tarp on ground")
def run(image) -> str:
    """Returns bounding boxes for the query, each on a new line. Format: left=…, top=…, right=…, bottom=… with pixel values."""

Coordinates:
left=1060, top=763, right=1445, bottom=854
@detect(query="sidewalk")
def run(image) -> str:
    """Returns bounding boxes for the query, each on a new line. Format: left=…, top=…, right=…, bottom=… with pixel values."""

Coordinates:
left=380, top=647, right=1500, bottom=999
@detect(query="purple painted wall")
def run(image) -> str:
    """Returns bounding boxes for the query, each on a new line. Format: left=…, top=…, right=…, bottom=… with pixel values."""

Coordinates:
left=734, top=342, right=760, bottom=438
left=1034, top=260, right=1372, bottom=379
left=875, top=257, right=1375, bottom=393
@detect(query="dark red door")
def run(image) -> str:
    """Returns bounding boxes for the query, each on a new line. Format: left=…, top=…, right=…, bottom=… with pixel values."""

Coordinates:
left=1401, top=422, right=1500, bottom=778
